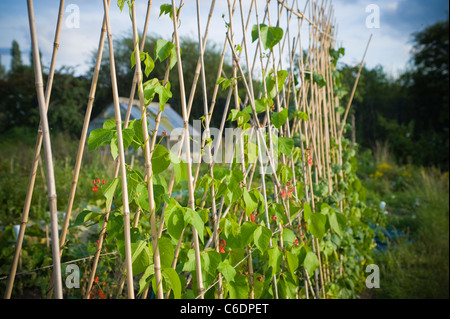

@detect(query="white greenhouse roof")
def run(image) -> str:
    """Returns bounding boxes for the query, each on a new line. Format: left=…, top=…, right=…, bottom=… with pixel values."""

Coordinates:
left=88, top=97, right=200, bottom=137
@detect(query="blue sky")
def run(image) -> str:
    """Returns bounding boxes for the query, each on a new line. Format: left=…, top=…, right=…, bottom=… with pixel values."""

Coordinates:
left=0, top=0, right=448, bottom=78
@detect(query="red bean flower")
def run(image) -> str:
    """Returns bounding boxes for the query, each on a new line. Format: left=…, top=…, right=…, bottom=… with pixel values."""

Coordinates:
left=91, top=179, right=99, bottom=193
left=219, top=239, right=226, bottom=253
left=91, top=178, right=107, bottom=193
left=98, top=289, right=107, bottom=299
left=288, top=187, right=294, bottom=198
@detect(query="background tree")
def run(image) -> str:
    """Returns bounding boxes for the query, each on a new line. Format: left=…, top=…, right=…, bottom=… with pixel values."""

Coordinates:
left=0, top=40, right=90, bottom=137
left=0, top=56, right=5, bottom=79
left=10, top=40, right=23, bottom=73
left=338, top=18, right=449, bottom=170
left=404, top=18, right=449, bottom=169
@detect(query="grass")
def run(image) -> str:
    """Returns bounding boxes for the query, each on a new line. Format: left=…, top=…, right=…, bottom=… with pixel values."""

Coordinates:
left=358, top=143, right=449, bottom=299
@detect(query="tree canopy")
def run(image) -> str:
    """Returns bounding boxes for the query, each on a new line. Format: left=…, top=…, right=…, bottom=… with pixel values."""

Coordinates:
left=339, top=18, right=449, bottom=170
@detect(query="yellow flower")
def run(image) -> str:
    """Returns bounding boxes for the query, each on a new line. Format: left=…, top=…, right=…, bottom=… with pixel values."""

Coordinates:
left=374, top=170, right=384, bottom=179
left=377, top=163, right=393, bottom=172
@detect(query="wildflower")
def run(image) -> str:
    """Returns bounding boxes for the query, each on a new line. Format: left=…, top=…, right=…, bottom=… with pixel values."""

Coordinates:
left=272, top=215, right=277, bottom=221
left=94, top=276, right=99, bottom=283
left=281, top=190, right=286, bottom=199
left=162, top=131, right=167, bottom=136
left=308, top=156, right=313, bottom=166
left=102, top=180, right=107, bottom=185
left=250, top=213, right=256, bottom=223
left=294, top=238, right=299, bottom=247
left=257, top=277, right=262, bottom=282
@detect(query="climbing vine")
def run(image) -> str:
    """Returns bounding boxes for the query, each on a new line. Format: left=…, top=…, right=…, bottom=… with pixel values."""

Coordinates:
left=79, top=1, right=383, bottom=300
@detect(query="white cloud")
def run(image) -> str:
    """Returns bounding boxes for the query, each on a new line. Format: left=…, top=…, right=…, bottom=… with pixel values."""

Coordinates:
left=386, top=2, right=399, bottom=13
left=0, top=0, right=446, bottom=79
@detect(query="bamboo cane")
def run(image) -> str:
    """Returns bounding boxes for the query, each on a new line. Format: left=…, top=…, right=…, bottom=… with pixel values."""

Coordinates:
left=338, top=34, right=372, bottom=139
left=49, top=0, right=114, bottom=300
left=129, top=1, right=164, bottom=300
left=4, top=0, right=65, bottom=299
left=27, top=0, right=63, bottom=299
left=56, top=0, right=119, bottom=253
left=102, top=0, right=134, bottom=299
left=171, top=0, right=205, bottom=298
left=87, top=0, right=156, bottom=299
left=83, top=3, right=124, bottom=300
